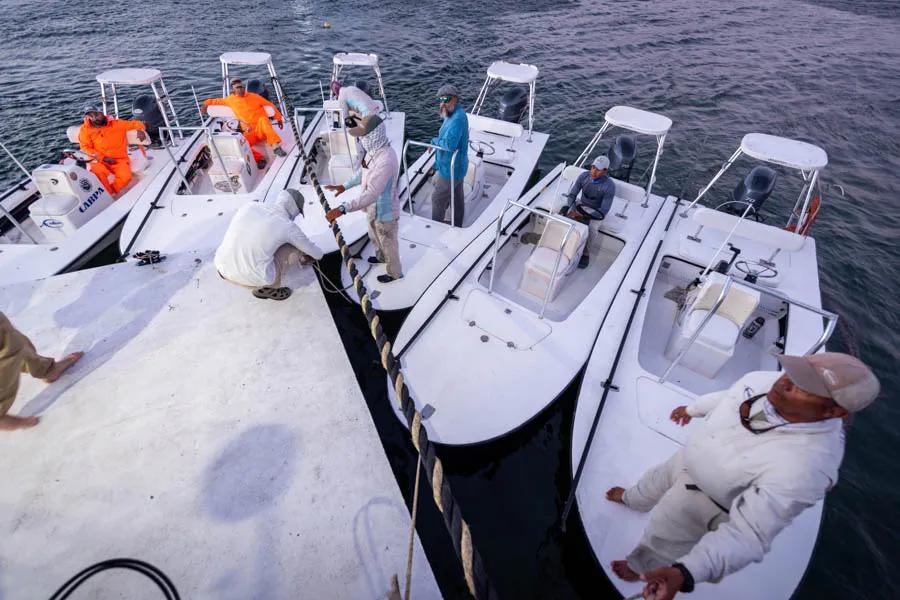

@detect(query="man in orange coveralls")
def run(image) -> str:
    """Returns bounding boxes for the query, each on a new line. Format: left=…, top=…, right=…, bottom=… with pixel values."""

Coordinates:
left=78, top=105, right=148, bottom=196
left=202, top=78, right=287, bottom=168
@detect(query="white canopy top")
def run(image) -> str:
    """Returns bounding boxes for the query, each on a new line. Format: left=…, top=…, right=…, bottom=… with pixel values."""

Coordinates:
left=486, top=61, right=539, bottom=84
left=96, top=68, right=162, bottom=86
left=333, top=52, right=379, bottom=67
left=740, top=133, right=828, bottom=170
left=604, top=105, right=672, bottom=136
left=219, top=52, right=273, bottom=67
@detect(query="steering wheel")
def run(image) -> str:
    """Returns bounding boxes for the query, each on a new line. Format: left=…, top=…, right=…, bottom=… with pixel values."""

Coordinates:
left=469, top=140, right=495, bottom=156
left=735, top=259, right=777, bottom=280
left=221, top=118, right=242, bottom=133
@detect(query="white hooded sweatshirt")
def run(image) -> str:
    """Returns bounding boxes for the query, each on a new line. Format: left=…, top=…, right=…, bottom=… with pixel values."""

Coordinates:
left=214, top=192, right=323, bottom=288
left=678, top=370, right=845, bottom=584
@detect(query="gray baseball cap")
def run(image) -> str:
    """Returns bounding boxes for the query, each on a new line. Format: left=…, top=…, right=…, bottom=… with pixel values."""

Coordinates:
left=592, top=156, right=610, bottom=170
left=437, top=84, right=459, bottom=99
left=280, top=188, right=305, bottom=218
left=776, top=352, right=880, bottom=412
left=348, top=114, right=384, bottom=137
left=82, top=104, right=103, bottom=115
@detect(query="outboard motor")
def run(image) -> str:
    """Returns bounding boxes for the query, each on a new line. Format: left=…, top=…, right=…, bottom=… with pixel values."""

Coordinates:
left=729, top=165, right=777, bottom=216
left=132, top=95, right=165, bottom=145
left=354, top=80, right=373, bottom=97
left=246, top=78, right=270, bottom=100
left=607, top=135, right=637, bottom=182
left=497, top=87, right=528, bottom=123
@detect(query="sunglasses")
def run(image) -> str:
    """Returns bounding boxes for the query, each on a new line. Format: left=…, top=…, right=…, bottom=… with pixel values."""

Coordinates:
left=738, top=395, right=788, bottom=435
left=438, top=96, right=453, bottom=104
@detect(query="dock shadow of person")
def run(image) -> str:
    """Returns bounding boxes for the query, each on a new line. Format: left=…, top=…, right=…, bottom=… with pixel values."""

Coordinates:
left=19, top=262, right=200, bottom=417
left=202, top=424, right=298, bottom=600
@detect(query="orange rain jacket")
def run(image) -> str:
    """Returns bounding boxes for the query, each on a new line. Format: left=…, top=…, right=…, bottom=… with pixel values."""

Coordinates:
left=78, top=118, right=146, bottom=161
left=203, top=92, right=283, bottom=128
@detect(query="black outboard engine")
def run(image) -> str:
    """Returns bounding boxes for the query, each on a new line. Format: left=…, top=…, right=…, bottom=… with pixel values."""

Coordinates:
left=354, top=80, right=373, bottom=97
left=132, top=95, right=165, bottom=145
left=246, top=79, right=270, bottom=100
left=607, top=135, right=637, bottom=182
left=729, top=165, right=777, bottom=217
left=497, top=87, right=528, bottom=123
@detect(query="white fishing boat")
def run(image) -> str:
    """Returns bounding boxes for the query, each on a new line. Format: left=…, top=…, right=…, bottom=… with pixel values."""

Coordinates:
left=0, top=68, right=183, bottom=284
left=387, top=106, right=674, bottom=445
left=118, top=51, right=299, bottom=258
left=338, top=60, right=549, bottom=311
left=569, top=133, right=835, bottom=598
left=289, top=52, right=405, bottom=254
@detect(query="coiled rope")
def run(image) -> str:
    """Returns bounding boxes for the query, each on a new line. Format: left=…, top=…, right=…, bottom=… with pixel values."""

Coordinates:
left=279, top=87, right=496, bottom=599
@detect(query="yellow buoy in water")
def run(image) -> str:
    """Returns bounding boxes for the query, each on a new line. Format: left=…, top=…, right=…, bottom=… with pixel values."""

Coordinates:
left=323, top=21, right=332, bottom=29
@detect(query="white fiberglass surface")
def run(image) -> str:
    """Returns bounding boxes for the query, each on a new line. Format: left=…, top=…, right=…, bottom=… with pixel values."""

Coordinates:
left=476, top=219, right=625, bottom=321
left=636, top=256, right=782, bottom=395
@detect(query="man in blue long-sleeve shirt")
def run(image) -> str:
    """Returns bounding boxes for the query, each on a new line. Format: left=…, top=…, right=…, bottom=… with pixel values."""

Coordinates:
left=430, top=83, right=469, bottom=226
left=561, top=155, right=617, bottom=268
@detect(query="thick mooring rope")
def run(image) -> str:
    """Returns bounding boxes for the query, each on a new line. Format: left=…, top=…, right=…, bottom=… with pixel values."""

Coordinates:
left=280, top=93, right=495, bottom=599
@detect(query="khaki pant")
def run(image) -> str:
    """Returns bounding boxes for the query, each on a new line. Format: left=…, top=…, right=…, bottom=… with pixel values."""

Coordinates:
left=622, top=450, right=729, bottom=577
left=219, top=244, right=306, bottom=290
left=0, top=313, right=54, bottom=416
left=366, top=207, right=402, bottom=279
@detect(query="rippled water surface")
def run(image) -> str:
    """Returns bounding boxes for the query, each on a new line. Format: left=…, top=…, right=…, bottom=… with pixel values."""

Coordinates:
left=1, top=0, right=898, bottom=598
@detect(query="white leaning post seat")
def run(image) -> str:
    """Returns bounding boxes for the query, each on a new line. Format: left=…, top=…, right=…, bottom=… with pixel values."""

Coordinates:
left=665, top=272, right=761, bottom=378
left=326, top=129, right=359, bottom=184
left=208, top=132, right=259, bottom=193
left=66, top=125, right=151, bottom=172
left=28, top=163, right=113, bottom=241
left=206, top=105, right=276, bottom=120
left=519, top=217, right=588, bottom=302
left=464, top=155, right=485, bottom=204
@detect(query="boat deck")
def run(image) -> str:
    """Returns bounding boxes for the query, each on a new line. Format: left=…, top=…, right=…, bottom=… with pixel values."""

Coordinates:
left=0, top=251, right=439, bottom=599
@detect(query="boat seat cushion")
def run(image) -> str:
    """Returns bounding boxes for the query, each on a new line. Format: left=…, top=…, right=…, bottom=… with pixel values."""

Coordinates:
left=464, top=156, right=485, bottom=204
left=686, top=310, right=741, bottom=352
left=29, top=194, right=80, bottom=217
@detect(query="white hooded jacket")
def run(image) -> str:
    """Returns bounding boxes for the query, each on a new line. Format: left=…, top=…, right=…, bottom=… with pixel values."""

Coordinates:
left=214, top=192, right=323, bottom=288
left=677, top=370, right=845, bottom=584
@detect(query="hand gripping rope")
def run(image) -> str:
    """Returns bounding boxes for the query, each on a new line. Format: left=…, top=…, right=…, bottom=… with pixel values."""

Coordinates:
left=278, top=84, right=496, bottom=600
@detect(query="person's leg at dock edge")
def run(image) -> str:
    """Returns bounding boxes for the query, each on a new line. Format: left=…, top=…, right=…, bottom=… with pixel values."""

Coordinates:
left=0, top=312, right=83, bottom=431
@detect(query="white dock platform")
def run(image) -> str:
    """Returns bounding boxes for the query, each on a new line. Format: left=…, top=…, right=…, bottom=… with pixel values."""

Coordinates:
left=0, top=252, right=440, bottom=599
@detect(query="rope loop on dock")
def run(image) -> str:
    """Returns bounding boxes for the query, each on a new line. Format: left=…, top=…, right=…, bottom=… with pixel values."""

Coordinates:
left=283, top=94, right=495, bottom=600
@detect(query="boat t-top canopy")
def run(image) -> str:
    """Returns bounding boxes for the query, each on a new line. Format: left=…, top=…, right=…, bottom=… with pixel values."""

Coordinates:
left=574, top=105, right=672, bottom=207
left=93, top=67, right=181, bottom=142
left=486, top=61, right=538, bottom=84
left=330, top=52, right=389, bottom=113
left=740, top=133, right=828, bottom=170
left=96, top=68, right=162, bottom=86
left=333, top=52, right=379, bottom=67
left=219, top=51, right=273, bottom=67
left=683, top=133, right=828, bottom=237
left=604, top=105, right=672, bottom=136
left=472, top=60, right=539, bottom=139
left=219, top=50, right=287, bottom=117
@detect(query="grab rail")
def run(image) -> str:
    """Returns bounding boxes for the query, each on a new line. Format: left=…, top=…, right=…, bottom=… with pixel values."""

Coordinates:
left=658, top=273, right=839, bottom=383
left=488, top=199, right=574, bottom=319
left=401, top=140, right=457, bottom=226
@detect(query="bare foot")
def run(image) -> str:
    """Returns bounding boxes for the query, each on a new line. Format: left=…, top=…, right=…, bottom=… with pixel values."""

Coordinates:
left=611, top=559, right=640, bottom=582
left=43, top=351, right=84, bottom=383
left=0, top=414, right=40, bottom=431
left=606, top=486, right=626, bottom=504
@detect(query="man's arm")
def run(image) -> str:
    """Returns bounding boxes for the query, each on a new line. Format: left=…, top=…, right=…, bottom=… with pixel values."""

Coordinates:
left=286, top=224, right=324, bottom=261
left=122, top=120, right=147, bottom=131
left=254, top=93, right=283, bottom=122
left=431, top=115, right=465, bottom=156
left=78, top=128, right=98, bottom=158
left=565, top=172, right=588, bottom=211
left=202, top=98, right=227, bottom=108
left=343, top=154, right=393, bottom=213
left=678, top=475, right=827, bottom=585
left=598, top=180, right=616, bottom=215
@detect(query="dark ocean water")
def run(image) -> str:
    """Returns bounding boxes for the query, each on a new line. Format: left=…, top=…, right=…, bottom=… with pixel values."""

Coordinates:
left=1, top=0, right=898, bottom=598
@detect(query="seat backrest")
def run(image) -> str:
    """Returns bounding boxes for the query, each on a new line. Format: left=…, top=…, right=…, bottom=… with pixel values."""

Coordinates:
left=538, top=219, right=586, bottom=261
left=465, top=156, right=483, bottom=187
left=467, top=113, right=524, bottom=139
left=692, top=207, right=805, bottom=252
left=66, top=125, right=81, bottom=144
left=562, top=165, right=584, bottom=182
left=689, top=273, right=760, bottom=327
left=126, top=129, right=150, bottom=146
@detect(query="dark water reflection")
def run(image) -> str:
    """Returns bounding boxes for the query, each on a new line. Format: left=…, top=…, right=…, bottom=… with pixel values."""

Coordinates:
left=2, top=0, right=898, bottom=597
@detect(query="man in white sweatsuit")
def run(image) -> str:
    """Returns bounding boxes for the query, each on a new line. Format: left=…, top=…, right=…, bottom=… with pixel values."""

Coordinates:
left=606, top=352, right=880, bottom=599
left=214, top=188, right=324, bottom=300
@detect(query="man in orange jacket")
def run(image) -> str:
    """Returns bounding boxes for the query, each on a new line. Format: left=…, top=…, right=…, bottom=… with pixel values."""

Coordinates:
left=78, top=105, right=147, bottom=196
left=202, top=78, right=286, bottom=168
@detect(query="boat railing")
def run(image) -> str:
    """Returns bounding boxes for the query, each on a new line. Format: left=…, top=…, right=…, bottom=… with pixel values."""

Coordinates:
left=658, top=273, right=839, bottom=384
left=0, top=140, right=39, bottom=244
left=401, top=140, right=457, bottom=227
left=158, top=125, right=237, bottom=195
left=488, top=198, right=574, bottom=319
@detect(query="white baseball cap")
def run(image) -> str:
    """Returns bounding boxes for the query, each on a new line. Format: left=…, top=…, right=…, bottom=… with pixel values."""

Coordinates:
left=776, top=352, right=880, bottom=412
left=592, top=156, right=610, bottom=170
